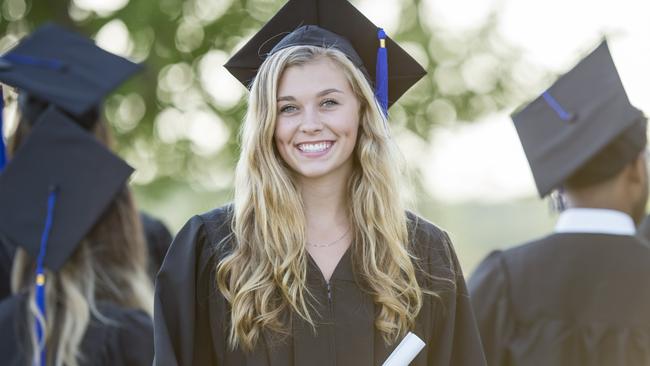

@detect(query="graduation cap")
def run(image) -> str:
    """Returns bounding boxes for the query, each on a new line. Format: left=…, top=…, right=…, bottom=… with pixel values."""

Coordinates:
left=0, top=106, right=133, bottom=271
left=0, top=23, right=141, bottom=123
left=0, top=23, right=142, bottom=171
left=512, top=41, right=646, bottom=197
left=224, top=0, right=426, bottom=113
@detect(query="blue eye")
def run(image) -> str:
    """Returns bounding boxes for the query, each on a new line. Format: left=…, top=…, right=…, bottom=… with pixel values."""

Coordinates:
left=280, top=105, right=297, bottom=113
left=322, top=99, right=339, bottom=107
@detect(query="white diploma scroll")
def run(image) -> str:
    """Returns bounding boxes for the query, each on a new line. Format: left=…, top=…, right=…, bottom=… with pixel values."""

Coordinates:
left=382, top=332, right=425, bottom=366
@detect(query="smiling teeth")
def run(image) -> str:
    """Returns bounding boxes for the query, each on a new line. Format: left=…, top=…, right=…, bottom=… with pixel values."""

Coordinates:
left=298, top=142, right=331, bottom=152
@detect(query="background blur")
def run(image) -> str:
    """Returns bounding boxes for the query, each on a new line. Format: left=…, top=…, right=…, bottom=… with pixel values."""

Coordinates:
left=0, top=0, right=648, bottom=274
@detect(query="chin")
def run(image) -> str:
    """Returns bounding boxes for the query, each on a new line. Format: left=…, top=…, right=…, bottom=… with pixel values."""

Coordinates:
left=295, top=167, right=334, bottom=179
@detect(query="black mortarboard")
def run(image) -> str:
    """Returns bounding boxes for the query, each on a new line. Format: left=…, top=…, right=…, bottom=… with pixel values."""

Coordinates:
left=224, top=0, right=426, bottom=110
left=0, top=23, right=141, bottom=128
left=512, top=41, right=646, bottom=197
left=0, top=106, right=133, bottom=271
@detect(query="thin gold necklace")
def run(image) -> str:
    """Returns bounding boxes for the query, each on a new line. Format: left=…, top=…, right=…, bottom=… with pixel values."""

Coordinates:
left=307, top=227, right=351, bottom=248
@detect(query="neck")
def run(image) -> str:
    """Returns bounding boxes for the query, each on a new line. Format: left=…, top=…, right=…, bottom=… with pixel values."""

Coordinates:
left=565, top=191, right=628, bottom=216
left=564, top=182, right=640, bottom=224
left=299, top=173, right=349, bottom=229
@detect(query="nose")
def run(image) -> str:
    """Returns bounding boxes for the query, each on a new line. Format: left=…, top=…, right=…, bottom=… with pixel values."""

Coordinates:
left=299, top=106, right=323, bottom=134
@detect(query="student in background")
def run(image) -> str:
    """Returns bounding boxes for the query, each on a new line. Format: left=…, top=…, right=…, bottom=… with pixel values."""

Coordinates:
left=0, top=23, right=172, bottom=299
left=0, top=107, right=154, bottom=365
left=469, top=41, right=650, bottom=365
left=0, top=24, right=153, bottom=365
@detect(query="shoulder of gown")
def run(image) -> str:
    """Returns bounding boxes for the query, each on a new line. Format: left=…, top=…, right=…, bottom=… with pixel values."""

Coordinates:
left=0, top=239, right=15, bottom=301
left=115, top=308, right=154, bottom=365
left=639, top=214, right=650, bottom=243
left=85, top=303, right=154, bottom=366
left=140, top=211, right=174, bottom=278
left=153, top=205, right=233, bottom=366
left=469, top=234, right=650, bottom=365
left=467, top=249, right=516, bottom=366
left=406, top=212, right=487, bottom=366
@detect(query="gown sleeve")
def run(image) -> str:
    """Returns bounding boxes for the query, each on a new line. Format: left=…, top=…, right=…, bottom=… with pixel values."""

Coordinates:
left=467, top=250, right=515, bottom=366
left=427, top=230, right=488, bottom=366
left=153, top=215, right=215, bottom=366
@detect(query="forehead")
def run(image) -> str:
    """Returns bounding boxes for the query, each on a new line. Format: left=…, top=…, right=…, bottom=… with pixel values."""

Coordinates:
left=277, top=57, right=353, bottom=97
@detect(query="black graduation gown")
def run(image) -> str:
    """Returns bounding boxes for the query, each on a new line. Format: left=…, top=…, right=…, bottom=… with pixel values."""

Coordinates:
left=0, top=294, right=154, bottom=365
left=0, top=239, right=14, bottom=300
left=638, top=215, right=650, bottom=243
left=153, top=205, right=486, bottom=366
left=140, top=212, right=174, bottom=280
left=469, top=233, right=650, bottom=366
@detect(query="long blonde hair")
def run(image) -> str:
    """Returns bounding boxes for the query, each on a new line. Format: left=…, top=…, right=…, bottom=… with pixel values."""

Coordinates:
left=217, top=45, right=430, bottom=351
left=9, top=116, right=153, bottom=366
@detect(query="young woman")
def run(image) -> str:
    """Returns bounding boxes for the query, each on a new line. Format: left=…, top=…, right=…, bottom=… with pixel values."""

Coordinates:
left=154, top=3, right=485, bottom=364
left=0, top=23, right=154, bottom=365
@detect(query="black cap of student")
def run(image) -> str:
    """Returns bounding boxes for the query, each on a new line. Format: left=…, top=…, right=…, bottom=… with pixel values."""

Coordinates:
left=0, top=106, right=134, bottom=271
left=0, top=23, right=141, bottom=129
left=511, top=41, right=646, bottom=198
left=224, top=0, right=426, bottom=109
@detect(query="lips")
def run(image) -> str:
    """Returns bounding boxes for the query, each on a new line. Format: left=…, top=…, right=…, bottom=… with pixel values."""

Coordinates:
left=296, top=141, right=334, bottom=153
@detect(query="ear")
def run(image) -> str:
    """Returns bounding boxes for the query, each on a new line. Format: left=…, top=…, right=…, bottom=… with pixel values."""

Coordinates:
left=625, top=151, right=647, bottom=185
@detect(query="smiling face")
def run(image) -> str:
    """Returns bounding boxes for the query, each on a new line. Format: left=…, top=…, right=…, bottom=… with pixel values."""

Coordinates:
left=274, top=56, right=360, bottom=182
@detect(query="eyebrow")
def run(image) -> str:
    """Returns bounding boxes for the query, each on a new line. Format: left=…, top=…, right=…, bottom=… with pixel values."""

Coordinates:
left=277, top=88, right=343, bottom=102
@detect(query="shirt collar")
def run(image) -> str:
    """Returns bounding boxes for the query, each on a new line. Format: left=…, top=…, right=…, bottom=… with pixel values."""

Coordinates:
left=554, top=208, right=636, bottom=236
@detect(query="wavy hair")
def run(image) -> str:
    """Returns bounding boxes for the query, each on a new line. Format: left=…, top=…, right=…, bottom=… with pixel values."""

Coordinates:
left=10, top=116, right=153, bottom=366
left=217, top=45, right=431, bottom=351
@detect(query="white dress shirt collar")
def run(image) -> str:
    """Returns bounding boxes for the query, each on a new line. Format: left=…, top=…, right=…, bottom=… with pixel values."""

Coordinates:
left=554, top=208, right=636, bottom=236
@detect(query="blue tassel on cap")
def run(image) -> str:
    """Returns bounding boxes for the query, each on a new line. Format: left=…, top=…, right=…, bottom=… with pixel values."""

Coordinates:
left=34, top=186, right=58, bottom=366
left=542, top=91, right=575, bottom=121
left=3, top=54, right=66, bottom=71
left=375, top=28, right=389, bottom=117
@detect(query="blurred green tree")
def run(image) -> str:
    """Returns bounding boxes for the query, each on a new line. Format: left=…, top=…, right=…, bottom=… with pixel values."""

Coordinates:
left=0, top=0, right=532, bottom=229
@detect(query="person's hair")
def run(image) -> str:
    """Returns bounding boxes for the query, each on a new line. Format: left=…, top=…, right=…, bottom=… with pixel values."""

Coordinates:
left=9, top=109, right=153, bottom=366
left=565, top=116, right=648, bottom=190
left=217, top=45, right=434, bottom=351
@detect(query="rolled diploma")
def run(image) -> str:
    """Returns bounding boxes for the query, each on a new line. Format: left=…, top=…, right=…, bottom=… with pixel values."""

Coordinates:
left=382, top=332, right=425, bottom=366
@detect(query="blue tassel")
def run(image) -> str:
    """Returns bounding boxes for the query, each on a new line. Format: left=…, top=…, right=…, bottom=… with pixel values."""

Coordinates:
left=0, top=88, right=5, bottom=172
left=3, top=54, right=65, bottom=71
left=542, top=91, right=575, bottom=121
left=375, top=28, right=389, bottom=117
left=34, top=186, right=58, bottom=366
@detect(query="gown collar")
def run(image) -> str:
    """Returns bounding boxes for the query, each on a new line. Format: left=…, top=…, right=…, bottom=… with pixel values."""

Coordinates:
left=554, top=208, right=636, bottom=236
left=306, top=247, right=355, bottom=283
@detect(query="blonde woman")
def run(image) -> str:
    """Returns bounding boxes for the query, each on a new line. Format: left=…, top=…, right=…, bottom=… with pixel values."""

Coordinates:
left=0, top=24, right=154, bottom=365
left=154, top=1, right=485, bottom=365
